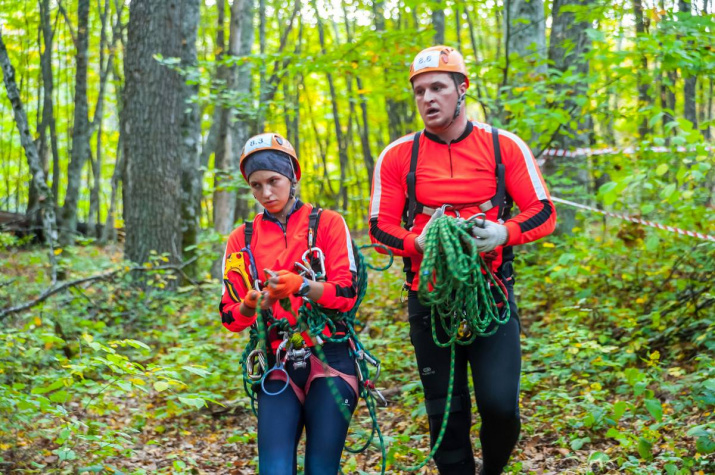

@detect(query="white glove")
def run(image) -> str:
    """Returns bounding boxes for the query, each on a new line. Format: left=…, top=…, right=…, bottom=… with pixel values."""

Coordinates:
left=416, top=207, right=444, bottom=252
left=471, top=220, right=508, bottom=253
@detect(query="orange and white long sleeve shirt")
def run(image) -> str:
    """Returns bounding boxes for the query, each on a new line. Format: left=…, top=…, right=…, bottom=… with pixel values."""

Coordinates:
left=369, top=121, right=556, bottom=290
left=219, top=200, right=357, bottom=349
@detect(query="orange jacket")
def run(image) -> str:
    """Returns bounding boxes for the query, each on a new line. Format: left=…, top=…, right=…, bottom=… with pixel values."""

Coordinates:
left=220, top=201, right=357, bottom=348
left=369, top=121, right=556, bottom=290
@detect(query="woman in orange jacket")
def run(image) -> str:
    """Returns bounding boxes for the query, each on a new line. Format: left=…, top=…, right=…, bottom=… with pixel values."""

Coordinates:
left=219, top=133, right=359, bottom=474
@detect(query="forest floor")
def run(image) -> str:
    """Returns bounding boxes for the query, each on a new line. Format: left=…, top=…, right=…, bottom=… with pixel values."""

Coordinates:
left=0, top=239, right=713, bottom=474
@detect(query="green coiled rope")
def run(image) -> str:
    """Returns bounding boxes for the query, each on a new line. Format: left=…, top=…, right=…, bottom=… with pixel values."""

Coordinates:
left=393, top=215, right=510, bottom=472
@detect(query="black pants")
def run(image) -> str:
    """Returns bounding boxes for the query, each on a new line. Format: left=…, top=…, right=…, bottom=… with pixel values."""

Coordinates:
left=407, top=272, right=521, bottom=475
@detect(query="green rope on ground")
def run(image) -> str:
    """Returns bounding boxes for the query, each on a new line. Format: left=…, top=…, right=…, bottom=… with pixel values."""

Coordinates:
left=392, top=344, right=456, bottom=473
left=392, top=215, right=509, bottom=472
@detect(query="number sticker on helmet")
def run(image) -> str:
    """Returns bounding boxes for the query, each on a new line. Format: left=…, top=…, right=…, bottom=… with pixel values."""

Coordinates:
left=413, top=51, right=440, bottom=72
left=244, top=133, right=273, bottom=154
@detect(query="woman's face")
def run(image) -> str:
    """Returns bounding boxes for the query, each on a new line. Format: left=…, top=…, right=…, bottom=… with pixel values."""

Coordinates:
left=248, top=170, right=292, bottom=213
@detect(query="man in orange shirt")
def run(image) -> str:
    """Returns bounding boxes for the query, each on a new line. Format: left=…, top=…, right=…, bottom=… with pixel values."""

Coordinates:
left=369, top=46, right=556, bottom=474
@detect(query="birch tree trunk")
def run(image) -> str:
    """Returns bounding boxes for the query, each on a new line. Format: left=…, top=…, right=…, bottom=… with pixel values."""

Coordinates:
left=0, top=30, right=57, bottom=251
left=60, top=0, right=91, bottom=244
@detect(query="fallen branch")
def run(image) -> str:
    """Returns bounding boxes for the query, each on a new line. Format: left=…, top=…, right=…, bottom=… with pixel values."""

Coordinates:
left=0, top=258, right=199, bottom=321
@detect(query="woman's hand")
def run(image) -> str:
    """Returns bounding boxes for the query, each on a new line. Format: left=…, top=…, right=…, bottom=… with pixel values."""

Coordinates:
left=266, top=269, right=304, bottom=300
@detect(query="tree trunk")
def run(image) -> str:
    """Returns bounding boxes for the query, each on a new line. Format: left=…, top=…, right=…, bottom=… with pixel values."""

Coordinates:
left=88, top=0, right=113, bottom=238
left=373, top=0, right=413, bottom=142
left=179, top=0, right=202, bottom=274
left=101, top=135, right=123, bottom=244
left=507, top=0, right=546, bottom=75
left=342, top=0, right=373, bottom=189
left=311, top=0, right=348, bottom=212
left=0, top=30, right=57, bottom=251
left=60, top=0, right=91, bottom=244
left=213, top=0, right=254, bottom=239
left=679, top=0, right=697, bottom=128
left=122, top=0, right=190, bottom=272
left=633, top=0, right=651, bottom=137
left=546, top=0, right=593, bottom=234
left=432, top=2, right=445, bottom=44
left=38, top=0, right=59, bottom=212
left=464, top=6, right=490, bottom=119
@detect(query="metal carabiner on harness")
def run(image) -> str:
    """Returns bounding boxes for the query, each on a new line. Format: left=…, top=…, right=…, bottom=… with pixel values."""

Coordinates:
left=349, top=339, right=387, bottom=406
left=295, top=247, right=327, bottom=282
left=439, top=203, right=460, bottom=218
left=260, top=337, right=291, bottom=396
left=246, top=348, right=267, bottom=382
left=286, top=332, right=312, bottom=370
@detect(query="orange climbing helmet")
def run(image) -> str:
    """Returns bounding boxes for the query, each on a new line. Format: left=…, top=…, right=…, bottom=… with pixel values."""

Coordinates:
left=239, top=132, right=301, bottom=182
left=409, top=46, right=469, bottom=88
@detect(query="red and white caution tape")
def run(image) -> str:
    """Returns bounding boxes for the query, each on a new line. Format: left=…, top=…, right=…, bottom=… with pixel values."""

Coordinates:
left=550, top=196, right=715, bottom=243
left=541, top=144, right=713, bottom=158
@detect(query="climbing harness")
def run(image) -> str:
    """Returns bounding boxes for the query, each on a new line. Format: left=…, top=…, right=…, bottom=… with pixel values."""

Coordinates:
left=234, top=207, right=393, bottom=473
left=389, top=126, right=515, bottom=472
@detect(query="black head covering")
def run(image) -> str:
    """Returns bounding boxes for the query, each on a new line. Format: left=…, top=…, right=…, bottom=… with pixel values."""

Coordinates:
left=244, top=150, right=295, bottom=182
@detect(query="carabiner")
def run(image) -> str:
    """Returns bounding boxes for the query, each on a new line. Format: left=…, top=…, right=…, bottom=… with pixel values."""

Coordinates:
left=246, top=348, right=267, bottom=382
left=261, top=337, right=291, bottom=396
left=439, top=203, right=460, bottom=218
left=300, top=247, right=327, bottom=282
left=465, top=212, right=486, bottom=229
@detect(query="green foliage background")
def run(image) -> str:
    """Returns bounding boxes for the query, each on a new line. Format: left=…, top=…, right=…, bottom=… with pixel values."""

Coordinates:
left=0, top=0, right=714, bottom=473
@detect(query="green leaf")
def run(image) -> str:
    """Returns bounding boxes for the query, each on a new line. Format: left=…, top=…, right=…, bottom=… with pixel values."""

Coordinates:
left=637, top=437, right=653, bottom=460
left=660, top=183, right=677, bottom=200
left=570, top=437, right=591, bottom=450
left=178, top=396, right=206, bottom=409
left=49, top=390, right=70, bottom=403
left=31, top=379, right=64, bottom=394
left=687, top=424, right=712, bottom=438
left=182, top=366, right=211, bottom=377
left=644, top=398, right=663, bottom=421
left=587, top=451, right=609, bottom=465
left=153, top=381, right=170, bottom=392
left=655, top=164, right=668, bottom=176
left=612, top=400, right=627, bottom=421
left=696, top=436, right=715, bottom=454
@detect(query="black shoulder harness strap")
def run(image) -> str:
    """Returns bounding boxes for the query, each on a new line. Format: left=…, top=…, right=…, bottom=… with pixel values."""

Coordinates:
left=244, top=221, right=254, bottom=249
left=490, top=126, right=507, bottom=221
left=403, top=131, right=422, bottom=231
left=307, top=206, right=322, bottom=248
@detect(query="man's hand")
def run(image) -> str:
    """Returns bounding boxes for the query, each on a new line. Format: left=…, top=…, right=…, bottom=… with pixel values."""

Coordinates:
left=471, top=220, right=509, bottom=253
left=416, top=207, right=445, bottom=252
left=266, top=269, right=304, bottom=300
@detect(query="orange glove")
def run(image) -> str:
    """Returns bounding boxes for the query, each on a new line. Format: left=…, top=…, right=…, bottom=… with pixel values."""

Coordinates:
left=242, top=290, right=260, bottom=309
left=266, top=269, right=305, bottom=300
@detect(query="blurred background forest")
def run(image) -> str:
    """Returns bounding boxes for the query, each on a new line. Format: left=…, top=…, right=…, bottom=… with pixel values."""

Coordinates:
left=0, top=0, right=713, bottom=474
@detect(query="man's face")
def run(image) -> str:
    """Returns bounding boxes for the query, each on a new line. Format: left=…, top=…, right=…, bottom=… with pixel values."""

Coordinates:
left=412, top=71, right=466, bottom=133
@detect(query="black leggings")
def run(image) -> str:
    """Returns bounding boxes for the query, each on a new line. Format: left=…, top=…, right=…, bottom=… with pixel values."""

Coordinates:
left=407, top=278, right=521, bottom=475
